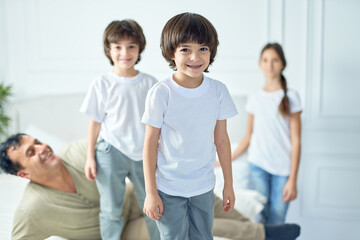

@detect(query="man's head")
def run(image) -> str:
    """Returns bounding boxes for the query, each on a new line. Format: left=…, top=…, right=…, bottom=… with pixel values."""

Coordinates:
left=0, top=134, right=61, bottom=180
left=160, top=12, right=219, bottom=72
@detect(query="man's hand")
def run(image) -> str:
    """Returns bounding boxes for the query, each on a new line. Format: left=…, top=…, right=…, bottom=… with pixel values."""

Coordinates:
left=143, top=193, right=163, bottom=220
left=222, top=185, right=235, bottom=213
left=84, top=157, right=97, bottom=182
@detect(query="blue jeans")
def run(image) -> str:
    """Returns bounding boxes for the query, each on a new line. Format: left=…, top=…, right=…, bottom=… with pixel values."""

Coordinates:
left=249, top=163, right=289, bottom=224
left=156, top=190, right=215, bottom=240
left=95, top=139, right=160, bottom=240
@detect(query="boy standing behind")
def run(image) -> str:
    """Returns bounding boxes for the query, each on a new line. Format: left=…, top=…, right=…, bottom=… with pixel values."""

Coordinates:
left=80, top=20, right=159, bottom=240
left=142, top=12, right=237, bottom=240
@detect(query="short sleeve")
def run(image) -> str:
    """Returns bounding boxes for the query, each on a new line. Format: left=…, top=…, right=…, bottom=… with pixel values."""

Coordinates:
left=218, top=84, right=238, bottom=120
left=79, top=77, right=107, bottom=123
left=245, top=93, right=255, bottom=114
left=57, top=139, right=87, bottom=173
left=141, top=83, right=168, bottom=128
left=289, top=90, right=303, bottom=114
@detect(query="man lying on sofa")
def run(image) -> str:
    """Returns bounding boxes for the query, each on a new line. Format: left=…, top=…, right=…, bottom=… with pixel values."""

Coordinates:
left=0, top=133, right=300, bottom=240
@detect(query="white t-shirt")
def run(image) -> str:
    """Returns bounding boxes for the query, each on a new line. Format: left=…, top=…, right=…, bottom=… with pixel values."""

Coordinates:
left=246, top=89, right=302, bottom=176
left=80, top=71, right=158, bottom=161
left=142, top=75, right=238, bottom=197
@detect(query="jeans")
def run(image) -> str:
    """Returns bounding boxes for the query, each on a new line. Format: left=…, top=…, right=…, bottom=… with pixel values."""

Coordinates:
left=95, top=139, right=160, bottom=240
left=156, top=190, right=215, bottom=240
left=249, top=163, right=289, bottom=224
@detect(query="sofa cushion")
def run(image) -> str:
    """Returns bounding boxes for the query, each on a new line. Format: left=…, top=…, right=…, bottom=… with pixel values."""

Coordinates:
left=122, top=217, right=150, bottom=240
left=121, top=183, right=150, bottom=239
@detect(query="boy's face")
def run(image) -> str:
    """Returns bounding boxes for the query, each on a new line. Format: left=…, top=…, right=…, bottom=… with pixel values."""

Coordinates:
left=109, top=39, right=139, bottom=72
left=171, top=42, right=210, bottom=82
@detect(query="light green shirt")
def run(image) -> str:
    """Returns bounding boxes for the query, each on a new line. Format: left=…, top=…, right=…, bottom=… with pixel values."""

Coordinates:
left=12, top=140, right=101, bottom=240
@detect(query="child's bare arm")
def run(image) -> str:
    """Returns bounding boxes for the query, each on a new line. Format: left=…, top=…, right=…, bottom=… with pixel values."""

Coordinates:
left=214, top=119, right=235, bottom=212
left=231, top=114, right=254, bottom=161
left=143, top=124, right=163, bottom=220
left=85, top=119, right=101, bottom=182
left=284, top=112, right=302, bottom=202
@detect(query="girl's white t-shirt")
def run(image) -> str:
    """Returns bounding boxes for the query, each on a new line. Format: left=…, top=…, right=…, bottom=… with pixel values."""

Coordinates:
left=142, top=75, right=238, bottom=197
left=246, top=89, right=302, bottom=176
left=80, top=71, right=158, bottom=161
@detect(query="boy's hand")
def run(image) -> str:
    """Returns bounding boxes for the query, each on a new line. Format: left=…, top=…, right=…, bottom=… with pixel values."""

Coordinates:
left=222, top=185, right=235, bottom=213
left=143, top=193, right=163, bottom=220
left=214, top=160, right=221, bottom=168
left=84, top=157, right=97, bottom=182
left=283, top=180, right=297, bottom=202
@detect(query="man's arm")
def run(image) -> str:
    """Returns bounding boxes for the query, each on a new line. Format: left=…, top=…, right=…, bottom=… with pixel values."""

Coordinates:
left=12, top=196, right=49, bottom=240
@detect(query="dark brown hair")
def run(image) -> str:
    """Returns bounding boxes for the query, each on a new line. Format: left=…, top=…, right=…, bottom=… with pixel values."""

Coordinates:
left=0, top=133, right=25, bottom=175
left=103, top=19, right=146, bottom=65
left=260, top=42, right=290, bottom=117
left=160, top=12, right=219, bottom=72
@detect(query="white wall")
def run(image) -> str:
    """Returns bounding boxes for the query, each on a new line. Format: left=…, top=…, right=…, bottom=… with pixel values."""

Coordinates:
left=290, top=1, right=360, bottom=239
left=0, top=0, right=8, bottom=84
left=3, top=0, right=306, bottom=101
left=2, top=0, right=360, bottom=239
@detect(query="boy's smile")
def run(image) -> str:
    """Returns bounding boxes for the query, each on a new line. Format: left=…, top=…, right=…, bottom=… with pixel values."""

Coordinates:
left=172, top=42, right=210, bottom=87
left=186, top=64, right=203, bottom=69
left=110, top=39, right=139, bottom=77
